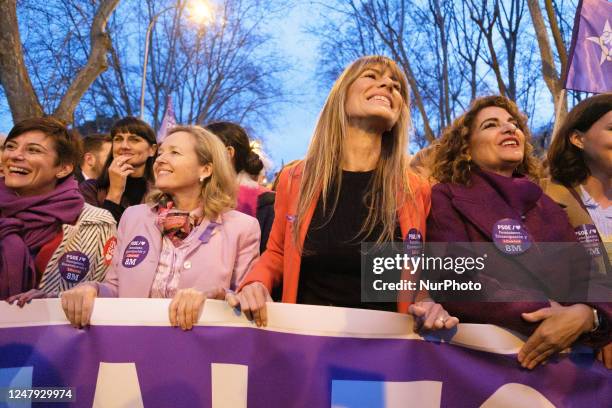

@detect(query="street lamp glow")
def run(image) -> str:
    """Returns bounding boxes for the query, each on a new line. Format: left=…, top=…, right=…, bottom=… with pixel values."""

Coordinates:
left=140, top=1, right=216, bottom=119
left=188, top=0, right=215, bottom=25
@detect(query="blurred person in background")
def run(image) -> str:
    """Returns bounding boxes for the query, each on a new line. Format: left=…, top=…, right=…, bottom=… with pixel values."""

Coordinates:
left=206, top=121, right=275, bottom=253
left=75, top=133, right=112, bottom=183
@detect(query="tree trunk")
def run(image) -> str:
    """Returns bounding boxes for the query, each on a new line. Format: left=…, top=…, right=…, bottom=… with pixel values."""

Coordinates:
left=0, top=0, right=44, bottom=123
left=0, top=0, right=119, bottom=125
left=526, top=0, right=567, bottom=137
left=53, top=0, right=120, bottom=123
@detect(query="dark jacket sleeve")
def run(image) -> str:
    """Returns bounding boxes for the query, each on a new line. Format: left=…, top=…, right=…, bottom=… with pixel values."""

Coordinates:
left=79, top=180, right=124, bottom=224
left=101, top=200, right=125, bottom=224
left=79, top=179, right=102, bottom=207
left=256, top=191, right=275, bottom=254
left=256, top=191, right=280, bottom=300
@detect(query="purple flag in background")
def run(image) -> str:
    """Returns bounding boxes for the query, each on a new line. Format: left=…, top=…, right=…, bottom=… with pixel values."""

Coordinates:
left=157, top=96, right=176, bottom=144
left=565, top=0, right=612, bottom=93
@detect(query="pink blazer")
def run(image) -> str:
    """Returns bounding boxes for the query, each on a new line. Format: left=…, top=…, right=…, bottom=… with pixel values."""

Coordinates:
left=96, top=204, right=260, bottom=298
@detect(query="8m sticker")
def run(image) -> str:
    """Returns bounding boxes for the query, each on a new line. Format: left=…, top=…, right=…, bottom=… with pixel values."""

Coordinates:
left=405, top=228, right=423, bottom=256
left=122, top=236, right=149, bottom=268
left=59, top=251, right=90, bottom=283
left=574, top=224, right=602, bottom=257
left=492, top=218, right=531, bottom=255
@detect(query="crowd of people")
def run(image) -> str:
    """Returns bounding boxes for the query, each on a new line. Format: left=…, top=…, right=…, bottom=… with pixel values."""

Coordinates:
left=0, top=55, right=610, bottom=370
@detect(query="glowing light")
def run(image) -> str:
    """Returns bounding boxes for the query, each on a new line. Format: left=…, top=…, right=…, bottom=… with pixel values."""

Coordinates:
left=188, top=0, right=215, bottom=25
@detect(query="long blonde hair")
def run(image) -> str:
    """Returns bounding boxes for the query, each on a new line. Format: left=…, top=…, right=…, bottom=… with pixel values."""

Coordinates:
left=294, top=55, right=413, bottom=246
left=149, top=125, right=237, bottom=220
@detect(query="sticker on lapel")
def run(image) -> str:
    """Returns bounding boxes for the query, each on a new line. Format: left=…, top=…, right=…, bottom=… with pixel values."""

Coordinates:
left=122, top=236, right=149, bottom=268
left=199, top=222, right=220, bottom=244
left=59, top=251, right=90, bottom=283
left=574, top=224, right=602, bottom=257
left=103, top=237, right=117, bottom=266
left=492, top=218, right=531, bottom=255
left=405, top=228, right=423, bottom=256
left=286, top=214, right=296, bottom=222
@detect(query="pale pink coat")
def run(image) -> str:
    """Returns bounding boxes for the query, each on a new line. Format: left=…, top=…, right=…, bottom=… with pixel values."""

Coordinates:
left=96, top=204, right=260, bottom=298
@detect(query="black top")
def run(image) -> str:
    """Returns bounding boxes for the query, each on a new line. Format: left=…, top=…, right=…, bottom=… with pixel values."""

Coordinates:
left=79, top=176, right=148, bottom=223
left=298, top=170, right=402, bottom=311
left=257, top=191, right=276, bottom=254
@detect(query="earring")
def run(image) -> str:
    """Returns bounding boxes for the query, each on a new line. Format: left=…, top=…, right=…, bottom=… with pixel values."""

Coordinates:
left=199, top=176, right=205, bottom=183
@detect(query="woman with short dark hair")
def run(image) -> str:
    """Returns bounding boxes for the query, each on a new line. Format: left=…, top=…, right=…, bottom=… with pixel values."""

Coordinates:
left=1, top=117, right=116, bottom=302
left=80, top=116, right=157, bottom=222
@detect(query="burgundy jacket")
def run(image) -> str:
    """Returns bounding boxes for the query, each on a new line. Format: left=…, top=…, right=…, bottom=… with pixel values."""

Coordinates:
left=426, top=169, right=611, bottom=346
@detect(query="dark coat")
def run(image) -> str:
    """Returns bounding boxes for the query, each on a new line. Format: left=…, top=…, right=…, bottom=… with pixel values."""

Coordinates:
left=426, top=169, right=611, bottom=346
left=79, top=178, right=149, bottom=224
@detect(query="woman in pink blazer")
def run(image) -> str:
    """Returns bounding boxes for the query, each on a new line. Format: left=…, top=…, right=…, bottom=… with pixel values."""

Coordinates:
left=61, top=126, right=260, bottom=330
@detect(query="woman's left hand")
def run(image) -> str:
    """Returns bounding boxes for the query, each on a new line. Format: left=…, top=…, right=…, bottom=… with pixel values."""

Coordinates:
left=409, top=300, right=459, bottom=331
left=6, top=289, right=48, bottom=307
left=169, top=287, right=226, bottom=330
left=519, top=301, right=595, bottom=369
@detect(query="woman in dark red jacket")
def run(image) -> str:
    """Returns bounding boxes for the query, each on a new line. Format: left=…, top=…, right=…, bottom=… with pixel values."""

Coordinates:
left=427, top=95, right=611, bottom=369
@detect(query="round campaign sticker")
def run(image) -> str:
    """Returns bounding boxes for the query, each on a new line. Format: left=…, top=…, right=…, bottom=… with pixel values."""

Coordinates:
left=405, top=228, right=423, bottom=256
left=122, top=236, right=149, bottom=268
left=574, top=224, right=602, bottom=257
left=59, top=251, right=90, bottom=283
left=103, top=237, right=117, bottom=266
left=492, top=218, right=531, bottom=255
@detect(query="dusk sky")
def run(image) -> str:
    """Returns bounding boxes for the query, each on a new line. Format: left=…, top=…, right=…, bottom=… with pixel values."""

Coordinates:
left=0, top=0, right=572, bottom=169
left=0, top=1, right=328, bottom=169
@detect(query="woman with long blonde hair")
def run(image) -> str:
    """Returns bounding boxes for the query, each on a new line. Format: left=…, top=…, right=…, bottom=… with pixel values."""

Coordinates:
left=61, top=126, right=261, bottom=330
left=228, top=55, right=458, bottom=330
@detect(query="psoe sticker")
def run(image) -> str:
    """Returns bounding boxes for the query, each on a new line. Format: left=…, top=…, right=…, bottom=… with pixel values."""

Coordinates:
left=405, top=228, right=423, bottom=256
left=122, top=236, right=150, bottom=268
left=103, top=237, right=118, bottom=266
left=492, top=218, right=531, bottom=255
left=59, top=251, right=90, bottom=283
left=574, top=224, right=602, bottom=257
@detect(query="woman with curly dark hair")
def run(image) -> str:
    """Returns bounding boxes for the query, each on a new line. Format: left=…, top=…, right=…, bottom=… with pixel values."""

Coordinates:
left=427, top=95, right=611, bottom=370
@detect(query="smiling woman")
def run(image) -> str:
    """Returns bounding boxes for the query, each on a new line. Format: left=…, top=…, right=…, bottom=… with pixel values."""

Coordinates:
left=61, top=125, right=261, bottom=331
left=79, top=116, right=157, bottom=223
left=0, top=117, right=116, bottom=303
left=427, top=95, right=612, bottom=370
left=227, top=55, right=458, bottom=332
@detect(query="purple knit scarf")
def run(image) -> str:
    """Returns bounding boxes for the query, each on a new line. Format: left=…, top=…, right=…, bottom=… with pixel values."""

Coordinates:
left=0, top=177, right=84, bottom=299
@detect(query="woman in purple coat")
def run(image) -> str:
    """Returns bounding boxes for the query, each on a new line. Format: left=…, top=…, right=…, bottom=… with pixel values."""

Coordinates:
left=427, top=95, right=611, bottom=369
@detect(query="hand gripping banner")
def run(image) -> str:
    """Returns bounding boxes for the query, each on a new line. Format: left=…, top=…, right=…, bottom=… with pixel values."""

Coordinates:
left=0, top=299, right=610, bottom=407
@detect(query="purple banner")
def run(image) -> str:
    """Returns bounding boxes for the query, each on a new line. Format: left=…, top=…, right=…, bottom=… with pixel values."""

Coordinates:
left=0, top=300, right=610, bottom=407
